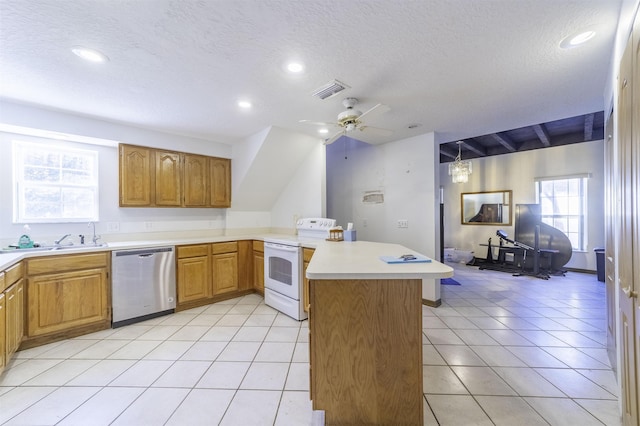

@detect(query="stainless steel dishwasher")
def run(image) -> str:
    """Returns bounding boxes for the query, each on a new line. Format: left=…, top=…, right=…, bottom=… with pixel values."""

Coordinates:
left=111, top=246, right=176, bottom=328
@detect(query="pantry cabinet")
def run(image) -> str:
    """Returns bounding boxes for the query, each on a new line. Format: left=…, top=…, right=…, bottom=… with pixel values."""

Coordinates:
left=24, top=252, right=110, bottom=348
left=119, top=144, right=231, bottom=208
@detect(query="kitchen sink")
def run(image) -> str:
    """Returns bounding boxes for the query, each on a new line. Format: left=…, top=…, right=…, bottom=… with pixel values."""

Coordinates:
left=0, top=243, right=108, bottom=254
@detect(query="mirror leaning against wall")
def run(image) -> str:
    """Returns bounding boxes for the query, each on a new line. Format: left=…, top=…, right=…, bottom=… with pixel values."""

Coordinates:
left=461, top=190, right=512, bottom=226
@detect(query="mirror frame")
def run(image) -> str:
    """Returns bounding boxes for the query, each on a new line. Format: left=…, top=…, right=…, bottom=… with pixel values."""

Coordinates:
left=461, top=190, right=512, bottom=226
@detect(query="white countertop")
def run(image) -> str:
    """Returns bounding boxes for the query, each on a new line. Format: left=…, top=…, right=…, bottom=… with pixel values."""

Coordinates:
left=306, top=240, right=453, bottom=280
left=0, top=233, right=321, bottom=271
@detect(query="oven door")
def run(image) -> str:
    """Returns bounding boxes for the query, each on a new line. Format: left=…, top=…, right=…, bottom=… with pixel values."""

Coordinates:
left=264, top=242, right=302, bottom=300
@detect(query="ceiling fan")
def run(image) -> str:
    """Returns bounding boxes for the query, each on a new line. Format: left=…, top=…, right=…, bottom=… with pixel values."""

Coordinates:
left=300, top=97, right=392, bottom=145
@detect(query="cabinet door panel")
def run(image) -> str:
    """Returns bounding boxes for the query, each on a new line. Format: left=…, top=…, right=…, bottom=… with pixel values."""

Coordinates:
left=120, top=145, right=152, bottom=206
left=212, top=253, right=238, bottom=295
left=210, top=158, right=231, bottom=207
left=183, top=154, right=209, bottom=207
left=28, top=269, right=108, bottom=337
left=155, top=151, right=182, bottom=206
left=177, top=256, right=211, bottom=303
left=253, top=252, right=264, bottom=293
left=0, top=294, right=5, bottom=372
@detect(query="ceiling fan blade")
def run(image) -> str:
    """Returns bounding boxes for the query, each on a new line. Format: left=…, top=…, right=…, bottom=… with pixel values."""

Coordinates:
left=357, top=103, right=390, bottom=122
left=324, top=129, right=344, bottom=145
left=359, top=125, right=393, bottom=136
left=299, top=119, right=335, bottom=126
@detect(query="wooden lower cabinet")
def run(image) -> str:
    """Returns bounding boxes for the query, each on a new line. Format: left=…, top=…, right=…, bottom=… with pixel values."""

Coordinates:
left=177, top=245, right=211, bottom=305
left=302, top=248, right=315, bottom=312
left=1, top=262, right=25, bottom=373
left=309, top=278, right=423, bottom=424
left=177, top=241, right=254, bottom=311
left=212, top=242, right=238, bottom=296
left=24, top=253, right=110, bottom=348
left=0, top=293, right=5, bottom=374
left=253, top=240, right=264, bottom=294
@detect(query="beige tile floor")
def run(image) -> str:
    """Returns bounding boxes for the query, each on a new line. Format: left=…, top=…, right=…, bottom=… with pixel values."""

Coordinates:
left=0, top=262, right=620, bottom=425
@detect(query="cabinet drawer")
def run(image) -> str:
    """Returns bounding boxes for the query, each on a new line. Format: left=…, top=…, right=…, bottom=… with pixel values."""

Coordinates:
left=0, top=271, right=4, bottom=293
left=27, top=253, right=108, bottom=275
left=177, top=244, right=210, bottom=258
left=211, top=241, right=238, bottom=255
left=5, top=262, right=24, bottom=287
left=252, top=240, right=264, bottom=253
left=303, top=248, right=315, bottom=262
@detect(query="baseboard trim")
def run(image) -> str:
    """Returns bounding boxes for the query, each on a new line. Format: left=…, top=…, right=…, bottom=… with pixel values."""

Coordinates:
left=422, top=298, right=442, bottom=307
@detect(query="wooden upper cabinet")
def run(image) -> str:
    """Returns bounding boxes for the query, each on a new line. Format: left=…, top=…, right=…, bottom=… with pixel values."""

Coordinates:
left=119, top=144, right=231, bottom=208
left=120, top=144, right=152, bottom=206
left=210, top=157, right=231, bottom=208
left=183, top=154, right=209, bottom=207
left=154, top=150, right=182, bottom=206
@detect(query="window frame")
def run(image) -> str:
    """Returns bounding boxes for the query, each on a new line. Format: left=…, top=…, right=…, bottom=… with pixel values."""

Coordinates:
left=535, top=175, right=589, bottom=252
left=12, top=139, right=100, bottom=224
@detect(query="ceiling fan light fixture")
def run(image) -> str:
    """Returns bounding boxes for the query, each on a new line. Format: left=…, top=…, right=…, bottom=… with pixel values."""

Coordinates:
left=448, top=141, right=472, bottom=183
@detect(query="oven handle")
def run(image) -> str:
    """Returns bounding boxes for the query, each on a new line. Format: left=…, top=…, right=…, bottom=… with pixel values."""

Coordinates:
left=265, top=242, right=300, bottom=252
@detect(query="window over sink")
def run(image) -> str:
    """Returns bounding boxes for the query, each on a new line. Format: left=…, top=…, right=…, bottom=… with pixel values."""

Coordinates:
left=13, top=139, right=99, bottom=223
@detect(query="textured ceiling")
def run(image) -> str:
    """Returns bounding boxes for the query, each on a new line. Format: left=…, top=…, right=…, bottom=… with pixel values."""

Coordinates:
left=0, top=0, right=622, bottom=145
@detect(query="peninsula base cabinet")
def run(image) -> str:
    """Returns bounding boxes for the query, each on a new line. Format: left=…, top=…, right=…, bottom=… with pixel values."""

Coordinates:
left=0, top=262, right=25, bottom=375
left=309, top=278, right=423, bottom=425
left=23, top=252, right=111, bottom=349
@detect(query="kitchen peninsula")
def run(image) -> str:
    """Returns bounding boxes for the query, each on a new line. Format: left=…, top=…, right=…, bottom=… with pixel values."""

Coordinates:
left=306, top=241, right=453, bottom=425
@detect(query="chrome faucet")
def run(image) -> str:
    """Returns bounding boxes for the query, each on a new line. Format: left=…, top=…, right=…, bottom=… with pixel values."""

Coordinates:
left=88, top=222, right=101, bottom=244
left=54, top=234, right=72, bottom=245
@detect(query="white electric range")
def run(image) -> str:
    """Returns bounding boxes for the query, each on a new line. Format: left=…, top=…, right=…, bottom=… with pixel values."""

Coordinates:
left=263, top=218, right=336, bottom=320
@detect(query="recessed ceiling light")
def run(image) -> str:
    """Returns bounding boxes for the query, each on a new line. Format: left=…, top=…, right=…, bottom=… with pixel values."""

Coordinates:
left=560, top=30, right=596, bottom=49
left=318, top=128, right=329, bottom=134
left=71, top=46, right=109, bottom=63
left=286, top=62, right=305, bottom=73
left=237, top=100, right=252, bottom=109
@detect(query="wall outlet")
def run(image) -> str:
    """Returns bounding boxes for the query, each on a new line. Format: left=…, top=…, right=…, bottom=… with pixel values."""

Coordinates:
left=145, top=221, right=153, bottom=230
left=397, top=220, right=409, bottom=228
left=362, top=218, right=368, bottom=227
left=107, top=222, right=120, bottom=232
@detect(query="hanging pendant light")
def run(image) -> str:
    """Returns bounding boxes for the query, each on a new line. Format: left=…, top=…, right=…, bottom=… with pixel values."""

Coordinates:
left=448, top=141, right=472, bottom=183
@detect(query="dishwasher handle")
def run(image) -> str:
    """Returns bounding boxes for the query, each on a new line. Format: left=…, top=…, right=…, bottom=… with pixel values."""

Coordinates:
left=114, top=247, right=174, bottom=257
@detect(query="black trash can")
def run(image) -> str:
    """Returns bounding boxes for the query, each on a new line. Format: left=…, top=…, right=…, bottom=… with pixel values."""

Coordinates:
left=594, top=248, right=605, bottom=282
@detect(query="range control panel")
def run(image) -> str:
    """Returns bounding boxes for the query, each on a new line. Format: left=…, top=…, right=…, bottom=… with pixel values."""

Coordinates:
left=296, top=218, right=337, bottom=231
left=296, top=218, right=337, bottom=239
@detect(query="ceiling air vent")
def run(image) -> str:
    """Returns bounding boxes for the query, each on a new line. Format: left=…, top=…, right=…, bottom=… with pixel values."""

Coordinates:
left=312, top=79, right=350, bottom=100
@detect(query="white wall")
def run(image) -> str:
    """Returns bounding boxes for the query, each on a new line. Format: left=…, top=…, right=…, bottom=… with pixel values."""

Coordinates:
left=439, top=140, right=605, bottom=271
left=326, top=132, right=439, bottom=258
left=0, top=100, right=326, bottom=246
left=0, top=101, right=234, bottom=246
left=270, top=143, right=326, bottom=232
